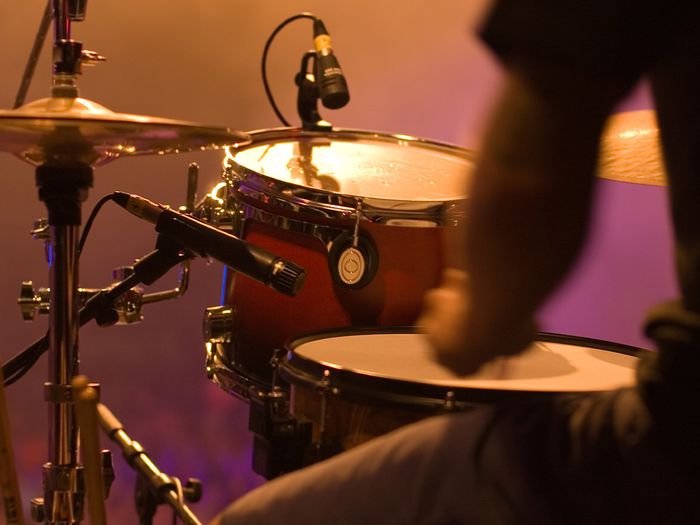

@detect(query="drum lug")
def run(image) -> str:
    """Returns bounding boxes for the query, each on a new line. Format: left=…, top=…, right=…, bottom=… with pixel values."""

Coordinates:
left=270, top=348, right=286, bottom=390
left=316, top=369, right=340, bottom=440
left=442, top=390, right=457, bottom=411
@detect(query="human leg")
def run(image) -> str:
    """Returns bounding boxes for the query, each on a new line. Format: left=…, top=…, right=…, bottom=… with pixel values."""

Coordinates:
left=212, top=408, right=500, bottom=525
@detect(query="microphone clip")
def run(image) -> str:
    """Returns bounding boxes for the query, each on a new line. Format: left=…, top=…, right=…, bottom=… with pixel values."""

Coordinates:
left=295, top=50, right=333, bottom=131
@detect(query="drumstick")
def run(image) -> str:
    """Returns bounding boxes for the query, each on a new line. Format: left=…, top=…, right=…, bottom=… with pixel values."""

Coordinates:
left=0, top=370, right=25, bottom=525
left=72, top=375, right=107, bottom=525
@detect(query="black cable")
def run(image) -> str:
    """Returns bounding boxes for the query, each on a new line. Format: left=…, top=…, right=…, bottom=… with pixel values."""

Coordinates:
left=261, top=12, right=318, bottom=126
left=3, top=233, right=193, bottom=387
left=79, top=193, right=119, bottom=255
left=1, top=332, right=48, bottom=386
left=2, top=273, right=143, bottom=387
left=2, top=193, right=119, bottom=386
left=14, top=0, right=53, bottom=109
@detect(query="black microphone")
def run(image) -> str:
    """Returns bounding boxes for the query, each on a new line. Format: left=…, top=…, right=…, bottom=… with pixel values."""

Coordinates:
left=313, top=18, right=350, bottom=110
left=112, top=192, right=305, bottom=296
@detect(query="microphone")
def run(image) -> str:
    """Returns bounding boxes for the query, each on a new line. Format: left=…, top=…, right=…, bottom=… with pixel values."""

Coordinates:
left=112, top=192, right=306, bottom=296
left=313, top=18, right=350, bottom=109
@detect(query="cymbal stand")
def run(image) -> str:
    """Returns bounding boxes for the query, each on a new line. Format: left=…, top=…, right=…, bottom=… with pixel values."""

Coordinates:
left=38, top=3, right=94, bottom=523
left=36, top=162, right=92, bottom=524
left=51, top=0, right=92, bottom=98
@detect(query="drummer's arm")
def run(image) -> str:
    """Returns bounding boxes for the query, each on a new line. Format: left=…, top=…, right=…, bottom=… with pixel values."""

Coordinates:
left=420, top=60, right=633, bottom=374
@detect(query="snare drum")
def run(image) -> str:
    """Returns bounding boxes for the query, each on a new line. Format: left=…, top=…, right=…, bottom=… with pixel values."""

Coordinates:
left=202, top=128, right=474, bottom=399
left=280, top=328, right=641, bottom=454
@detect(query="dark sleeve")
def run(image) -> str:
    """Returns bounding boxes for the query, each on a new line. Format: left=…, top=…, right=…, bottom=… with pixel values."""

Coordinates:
left=479, top=0, right=687, bottom=82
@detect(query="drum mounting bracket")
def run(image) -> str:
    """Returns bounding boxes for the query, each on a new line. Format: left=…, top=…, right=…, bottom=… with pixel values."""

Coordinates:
left=248, top=388, right=312, bottom=479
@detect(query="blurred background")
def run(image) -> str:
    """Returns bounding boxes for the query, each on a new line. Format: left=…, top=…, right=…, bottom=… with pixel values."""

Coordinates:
left=0, top=1, right=676, bottom=523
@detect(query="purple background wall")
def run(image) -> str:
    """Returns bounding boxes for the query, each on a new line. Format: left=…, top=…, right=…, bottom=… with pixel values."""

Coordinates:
left=0, top=1, right=674, bottom=523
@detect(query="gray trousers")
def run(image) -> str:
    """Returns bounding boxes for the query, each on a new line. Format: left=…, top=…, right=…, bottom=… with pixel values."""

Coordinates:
left=218, top=381, right=699, bottom=525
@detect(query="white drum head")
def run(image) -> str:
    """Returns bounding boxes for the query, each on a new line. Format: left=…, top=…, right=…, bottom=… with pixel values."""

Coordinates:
left=291, top=332, right=639, bottom=392
left=231, top=131, right=473, bottom=202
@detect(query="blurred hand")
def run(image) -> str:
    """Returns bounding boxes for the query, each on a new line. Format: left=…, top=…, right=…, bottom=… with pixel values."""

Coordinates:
left=418, top=268, right=536, bottom=375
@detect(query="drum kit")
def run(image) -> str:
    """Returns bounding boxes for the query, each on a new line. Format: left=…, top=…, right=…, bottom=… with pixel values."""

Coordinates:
left=0, top=3, right=665, bottom=525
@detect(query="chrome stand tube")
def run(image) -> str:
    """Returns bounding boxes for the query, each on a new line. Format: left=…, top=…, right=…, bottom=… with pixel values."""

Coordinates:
left=36, top=163, right=93, bottom=524
left=45, top=224, right=81, bottom=523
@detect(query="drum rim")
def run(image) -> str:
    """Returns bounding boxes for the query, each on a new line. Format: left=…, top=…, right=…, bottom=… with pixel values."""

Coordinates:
left=280, top=327, right=644, bottom=410
left=237, top=126, right=474, bottom=156
left=223, top=127, right=474, bottom=224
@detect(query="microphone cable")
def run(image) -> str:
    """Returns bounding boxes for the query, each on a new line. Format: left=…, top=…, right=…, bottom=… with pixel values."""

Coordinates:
left=261, top=12, right=318, bottom=126
left=2, top=193, right=121, bottom=387
left=79, top=192, right=121, bottom=254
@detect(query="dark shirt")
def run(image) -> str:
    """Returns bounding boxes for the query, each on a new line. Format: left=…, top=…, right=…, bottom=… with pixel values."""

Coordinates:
left=480, top=1, right=696, bottom=82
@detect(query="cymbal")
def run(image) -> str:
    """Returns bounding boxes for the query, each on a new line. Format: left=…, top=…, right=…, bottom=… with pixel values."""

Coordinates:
left=597, top=109, right=666, bottom=186
left=0, top=97, right=250, bottom=167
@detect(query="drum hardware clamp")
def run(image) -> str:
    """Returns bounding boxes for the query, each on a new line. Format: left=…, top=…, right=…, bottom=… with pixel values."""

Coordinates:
left=245, top=348, right=312, bottom=478
left=189, top=163, right=243, bottom=238
left=193, top=177, right=245, bottom=238
left=248, top=385, right=313, bottom=479
left=18, top=259, right=190, bottom=326
left=30, top=218, right=52, bottom=263
left=21, top=161, right=196, bottom=325
left=202, top=305, right=235, bottom=380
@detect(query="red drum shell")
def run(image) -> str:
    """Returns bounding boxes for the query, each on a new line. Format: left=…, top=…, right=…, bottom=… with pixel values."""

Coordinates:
left=215, top=128, right=474, bottom=394
left=225, top=219, right=444, bottom=386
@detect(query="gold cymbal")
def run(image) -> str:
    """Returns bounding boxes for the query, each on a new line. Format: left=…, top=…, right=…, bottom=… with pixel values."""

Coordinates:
left=0, top=97, right=250, bottom=167
left=597, top=109, right=666, bottom=186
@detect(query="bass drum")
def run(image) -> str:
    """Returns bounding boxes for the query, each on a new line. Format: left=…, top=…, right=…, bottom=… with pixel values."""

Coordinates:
left=201, top=128, right=474, bottom=399
left=280, top=328, right=642, bottom=456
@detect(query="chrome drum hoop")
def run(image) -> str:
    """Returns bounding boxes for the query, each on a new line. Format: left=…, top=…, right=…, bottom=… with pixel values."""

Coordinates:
left=222, top=127, right=473, bottom=227
left=198, top=180, right=349, bottom=243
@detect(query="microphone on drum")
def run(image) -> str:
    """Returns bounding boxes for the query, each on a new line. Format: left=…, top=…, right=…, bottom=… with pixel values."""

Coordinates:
left=313, top=18, right=350, bottom=109
left=112, top=192, right=306, bottom=296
